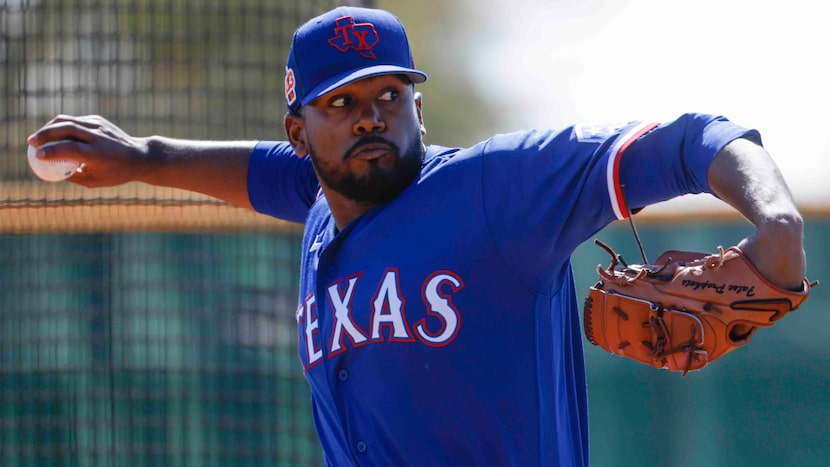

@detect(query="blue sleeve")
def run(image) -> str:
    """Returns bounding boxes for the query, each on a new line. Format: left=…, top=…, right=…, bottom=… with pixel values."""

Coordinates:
left=247, top=141, right=320, bottom=223
left=481, top=113, right=759, bottom=293
left=620, top=113, right=761, bottom=212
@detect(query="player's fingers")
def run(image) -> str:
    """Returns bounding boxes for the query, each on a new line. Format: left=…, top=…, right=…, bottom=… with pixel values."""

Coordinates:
left=27, top=121, right=98, bottom=147
left=32, top=139, right=90, bottom=164
left=43, top=114, right=109, bottom=130
left=31, top=116, right=133, bottom=150
left=57, top=115, right=120, bottom=137
left=28, top=114, right=118, bottom=143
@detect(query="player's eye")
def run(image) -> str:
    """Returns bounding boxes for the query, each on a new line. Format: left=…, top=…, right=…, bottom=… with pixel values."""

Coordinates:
left=329, top=95, right=352, bottom=108
left=379, top=90, right=399, bottom=101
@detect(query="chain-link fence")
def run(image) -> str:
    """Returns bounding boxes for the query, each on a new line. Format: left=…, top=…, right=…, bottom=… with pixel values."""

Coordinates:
left=1, top=1, right=371, bottom=465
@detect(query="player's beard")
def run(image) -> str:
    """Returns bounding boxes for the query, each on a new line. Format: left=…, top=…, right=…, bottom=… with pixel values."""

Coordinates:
left=309, top=131, right=425, bottom=206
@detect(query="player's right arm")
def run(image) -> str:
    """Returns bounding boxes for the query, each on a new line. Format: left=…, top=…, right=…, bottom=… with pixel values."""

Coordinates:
left=28, top=114, right=256, bottom=209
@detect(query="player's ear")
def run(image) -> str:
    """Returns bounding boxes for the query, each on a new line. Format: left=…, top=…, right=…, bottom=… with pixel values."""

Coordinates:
left=414, top=92, right=426, bottom=137
left=284, top=113, right=309, bottom=157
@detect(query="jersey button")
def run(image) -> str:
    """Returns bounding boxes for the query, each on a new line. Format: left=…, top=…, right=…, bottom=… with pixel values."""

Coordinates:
left=356, top=441, right=367, bottom=453
left=338, top=369, right=349, bottom=381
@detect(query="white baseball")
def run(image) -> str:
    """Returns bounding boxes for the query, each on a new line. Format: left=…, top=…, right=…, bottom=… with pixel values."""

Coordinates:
left=27, top=140, right=81, bottom=182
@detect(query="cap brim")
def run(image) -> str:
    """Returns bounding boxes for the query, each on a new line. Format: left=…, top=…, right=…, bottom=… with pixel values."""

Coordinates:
left=300, top=65, right=428, bottom=107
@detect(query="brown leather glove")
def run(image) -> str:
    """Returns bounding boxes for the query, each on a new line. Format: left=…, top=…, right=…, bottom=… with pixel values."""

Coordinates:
left=583, top=240, right=816, bottom=376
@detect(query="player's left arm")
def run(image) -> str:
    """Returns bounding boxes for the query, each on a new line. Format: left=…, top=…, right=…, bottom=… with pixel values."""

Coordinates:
left=707, top=137, right=806, bottom=290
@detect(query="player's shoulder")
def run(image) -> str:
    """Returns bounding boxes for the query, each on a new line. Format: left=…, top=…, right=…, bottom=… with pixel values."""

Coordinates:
left=476, top=127, right=597, bottom=162
left=485, top=128, right=567, bottom=149
left=420, top=129, right=572, bottom=172
left=425, top=128, right=568, bottom=157
left=422, top=124, right=621, bottom=170
left=421, top=143, right=473, bottom=171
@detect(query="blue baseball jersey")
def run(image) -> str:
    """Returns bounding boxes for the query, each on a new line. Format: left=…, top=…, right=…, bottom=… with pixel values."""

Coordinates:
left=247, top=113, right=759, bottom=466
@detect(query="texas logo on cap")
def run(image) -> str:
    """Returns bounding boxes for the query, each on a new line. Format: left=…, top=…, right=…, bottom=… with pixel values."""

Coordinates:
left=328, top=16, right=379, bottom=59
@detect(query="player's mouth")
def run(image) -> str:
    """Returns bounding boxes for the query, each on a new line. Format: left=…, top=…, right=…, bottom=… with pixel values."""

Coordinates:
left=345, top=137, right=399, bottom=161
left=350, top=143, right=394, bottom=161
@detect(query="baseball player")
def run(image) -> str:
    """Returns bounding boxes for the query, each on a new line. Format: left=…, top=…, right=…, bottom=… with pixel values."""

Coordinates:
left=28, top=6, right=807, bottom=466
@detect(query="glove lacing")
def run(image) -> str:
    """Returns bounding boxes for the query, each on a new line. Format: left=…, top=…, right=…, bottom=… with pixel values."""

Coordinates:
left=648, top=312, right=701, bottom=376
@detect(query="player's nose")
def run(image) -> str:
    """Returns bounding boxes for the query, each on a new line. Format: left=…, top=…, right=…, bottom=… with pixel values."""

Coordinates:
left=353, top=102, right=386, bottom=134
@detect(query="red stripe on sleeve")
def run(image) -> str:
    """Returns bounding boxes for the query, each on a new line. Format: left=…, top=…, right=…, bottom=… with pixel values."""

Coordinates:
left=612, top=122, right=660, bottom=218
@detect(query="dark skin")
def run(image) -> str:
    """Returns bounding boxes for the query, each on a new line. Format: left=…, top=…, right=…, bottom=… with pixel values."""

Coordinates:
left=27, top=76, right=804, bottom=292
left=284, top=74, right=427, bottom=229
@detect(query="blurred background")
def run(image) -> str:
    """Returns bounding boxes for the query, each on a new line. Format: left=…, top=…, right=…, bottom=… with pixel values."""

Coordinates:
left=1, top=0, right=828, bottom=465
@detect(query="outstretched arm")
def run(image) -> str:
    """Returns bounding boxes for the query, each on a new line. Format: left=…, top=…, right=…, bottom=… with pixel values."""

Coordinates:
left=707, top=137, right=806, bottom=290
left=28, top=115, right=256, bottom=210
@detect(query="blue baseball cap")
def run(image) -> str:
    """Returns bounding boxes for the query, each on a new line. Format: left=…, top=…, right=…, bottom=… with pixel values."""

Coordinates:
left=284, top=7, right=428, bottom=113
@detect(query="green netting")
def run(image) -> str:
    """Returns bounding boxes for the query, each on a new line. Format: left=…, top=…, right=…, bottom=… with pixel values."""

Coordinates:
left=0, top=1, right=371, bottom=465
